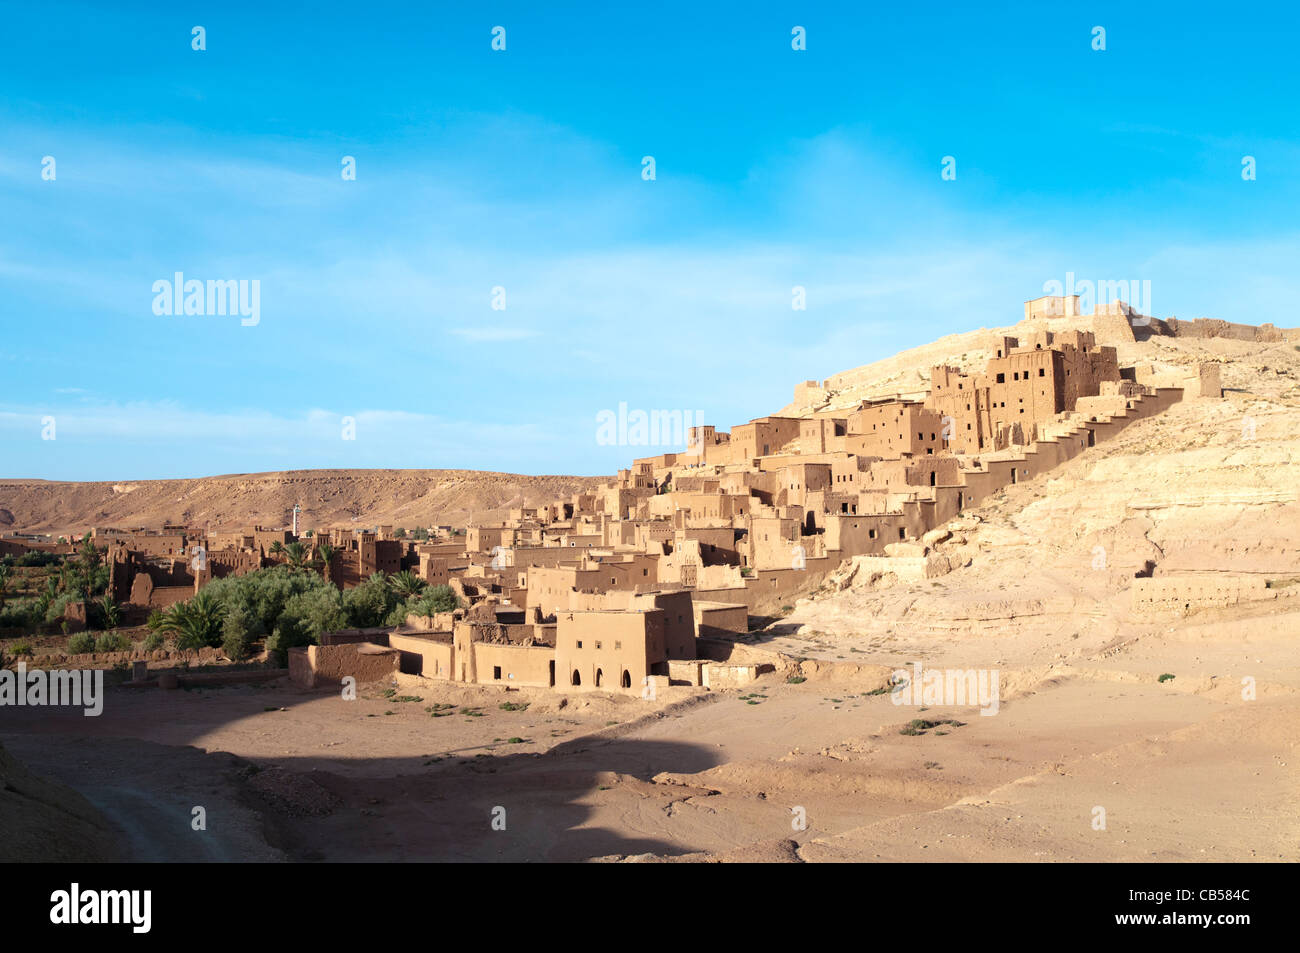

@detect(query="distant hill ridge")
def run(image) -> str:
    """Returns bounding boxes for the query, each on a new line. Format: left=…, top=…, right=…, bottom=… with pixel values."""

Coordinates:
left=0, top=469, right=606, bottom=536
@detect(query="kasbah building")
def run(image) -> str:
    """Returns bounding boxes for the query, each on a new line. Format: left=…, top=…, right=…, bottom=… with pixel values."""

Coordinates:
left=24, top=295, right=1292, bottom=698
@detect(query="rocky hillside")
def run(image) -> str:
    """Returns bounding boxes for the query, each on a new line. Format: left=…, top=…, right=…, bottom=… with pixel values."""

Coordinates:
left=0, top=469, right=607, bottom=536
left=770, top=330, right=1300, bottom=657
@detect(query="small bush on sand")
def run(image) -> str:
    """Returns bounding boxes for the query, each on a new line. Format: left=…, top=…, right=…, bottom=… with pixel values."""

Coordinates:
left=67, top=632, right=95, bottom=655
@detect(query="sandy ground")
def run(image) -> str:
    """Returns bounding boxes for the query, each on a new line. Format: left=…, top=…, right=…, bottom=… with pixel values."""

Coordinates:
left=4, top=619, right=1296, bottom=863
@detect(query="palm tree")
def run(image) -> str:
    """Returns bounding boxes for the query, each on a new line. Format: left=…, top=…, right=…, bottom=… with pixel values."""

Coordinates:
left=314, top=543, right=336, bottom=581
left=269, top=540, right=286, bottom=559
left=150, top=590, right=226, bottom=650
left=38, top=576, right=58, bottom=615
left=387, top=570, right=426, bottom=599
left=100, top=594, right=122, bottom=629
left=284, top=541, right=308, bottom=572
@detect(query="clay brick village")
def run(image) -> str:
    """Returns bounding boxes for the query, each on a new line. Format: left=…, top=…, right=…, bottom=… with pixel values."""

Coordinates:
left=2, top=291, right=1299, bottom=867
left=0, top=298, right=1274, bottom=690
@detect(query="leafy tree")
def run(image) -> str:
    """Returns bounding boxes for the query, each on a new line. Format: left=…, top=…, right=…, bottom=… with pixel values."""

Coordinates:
left=343, top=572, right=396, bottom=627
left=280, top=586, right=346, bottom=641
left=202, top=565, right=331, bottom=635
left=266, top=586, right=346, bottom=665
left=412, top=528, right=429, bottom=541
left=0, top=564, right=9, bottom=611
left=423, top=584, right=459, bottom=613
left=393, top=527, right=407, bottom=538
left=390, top=584, right=459, bottom=624
left=220, top=600, right=262, bottom=661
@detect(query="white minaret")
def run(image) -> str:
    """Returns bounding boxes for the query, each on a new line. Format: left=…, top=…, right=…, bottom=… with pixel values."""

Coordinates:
left=292, top=503, right=301, bottom=537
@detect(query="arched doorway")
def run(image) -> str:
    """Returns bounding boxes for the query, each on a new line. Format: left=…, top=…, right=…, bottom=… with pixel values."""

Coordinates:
left=571, top=669, right=581, bottom=686
left=621, top=670, right=631, bottom=689
left=595, top=669, right=604, bottom=687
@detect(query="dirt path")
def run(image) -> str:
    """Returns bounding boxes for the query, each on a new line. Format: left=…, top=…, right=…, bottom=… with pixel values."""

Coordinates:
left=1, top=734, right=283, bottom=862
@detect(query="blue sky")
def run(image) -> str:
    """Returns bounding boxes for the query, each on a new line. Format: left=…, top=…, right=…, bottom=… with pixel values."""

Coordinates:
left=2, top=1, right=1298, bottom=480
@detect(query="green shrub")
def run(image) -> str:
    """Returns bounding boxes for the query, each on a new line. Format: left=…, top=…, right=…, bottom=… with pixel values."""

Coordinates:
left=899, top=718, right=965, bottom=735
left=219, top=600, right=262, bottom=661
left=222, top=627, right=252, bottom=661
left=94, top=631, right=130, bottom=653
left=66, top=632, right=95, bottom=654
left=142, top=631, right=165, bottom=652
left=0, top=601, right=41, bottom=631
left=393, top=584, right=459, bottom=623
left=280, top=586, right=346, bottom=642
left=203, top=565, right=340, bottom=636
left=7, top=640, right=33, bottom=656
left=343, top=573, right=397, bottom=627
left=264, top=617, right=318, bottom=667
